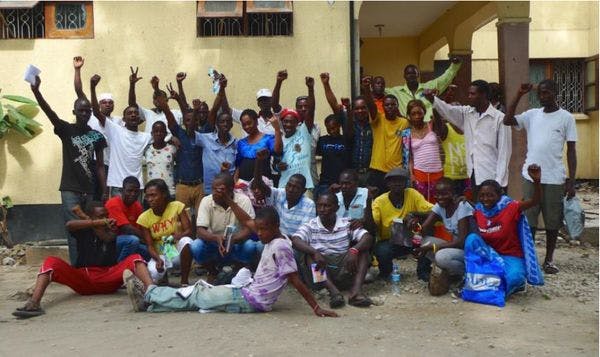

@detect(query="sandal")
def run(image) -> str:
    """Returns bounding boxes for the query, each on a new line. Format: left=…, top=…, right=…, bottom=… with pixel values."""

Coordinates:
left=329, top=293, right=345, bottom=309
left=13, top=301, right=45, bottom=319
left=543, top=261, right=559, bottom=274
left=348, top=294, right=373, bottom=308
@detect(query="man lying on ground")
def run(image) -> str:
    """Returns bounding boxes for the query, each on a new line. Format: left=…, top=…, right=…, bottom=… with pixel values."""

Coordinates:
left=124, top=207, right=338, bottom=317
left=13, top=202, right=148, bottom=319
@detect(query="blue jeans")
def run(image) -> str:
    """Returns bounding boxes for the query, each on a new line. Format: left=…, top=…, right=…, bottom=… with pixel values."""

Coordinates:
left=61, top=191, right=93, bottom=265
left=116, top=235, right=151, bottom=262
left=145, top=285, right=255, bottom=313
left=374, top=240, right=412, bottom=277
left=191, top=239, right=260, bottom=265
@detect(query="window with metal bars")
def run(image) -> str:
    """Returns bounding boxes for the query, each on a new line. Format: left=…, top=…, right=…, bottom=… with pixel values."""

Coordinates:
left=197, top=1, right=292, bottom=37
left=0, top=1, right=93, bottom=39
left=529, top=59, right=586, bottom=113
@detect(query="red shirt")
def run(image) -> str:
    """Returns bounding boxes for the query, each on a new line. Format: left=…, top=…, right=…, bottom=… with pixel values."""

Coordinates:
left=474, top=201, right=523, bottom=257
left=105, top=196, right=143, bottom=232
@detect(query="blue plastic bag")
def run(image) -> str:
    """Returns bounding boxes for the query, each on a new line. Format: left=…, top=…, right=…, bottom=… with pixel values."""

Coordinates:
left=462, top=233, right=507, bottom=307
left=564, top=197, right=585, bottom=240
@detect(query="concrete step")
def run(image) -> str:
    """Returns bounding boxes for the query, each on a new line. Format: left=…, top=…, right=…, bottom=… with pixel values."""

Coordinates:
left=26, top=245, right=69, bottom=266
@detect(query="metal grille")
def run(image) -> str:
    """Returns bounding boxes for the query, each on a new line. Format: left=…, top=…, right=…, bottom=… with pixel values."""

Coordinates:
left=54, top=3, right=87, bottom=30
left=248, top=12, right=291, bottom=36
left=198, top=17, right=243, bottom=36
left=0, top=4, right=45, bottom=39
left=553, top=60, right=585, bottom=113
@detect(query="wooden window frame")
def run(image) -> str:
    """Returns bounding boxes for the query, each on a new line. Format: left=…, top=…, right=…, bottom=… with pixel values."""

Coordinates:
left=44, top=1, right=94, bottom=39
left=584, top=55, right=599, bottom=112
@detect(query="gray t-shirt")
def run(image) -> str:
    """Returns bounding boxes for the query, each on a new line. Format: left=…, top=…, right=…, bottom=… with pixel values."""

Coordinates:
left=431, top=201, right=473, bottom=240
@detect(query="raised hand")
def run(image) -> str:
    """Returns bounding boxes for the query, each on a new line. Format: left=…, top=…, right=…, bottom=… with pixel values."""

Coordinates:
left=90, top=74, right=101, bottom=87
left=305, top=76, right=315, bottom=88
left=518, top=83, right=533, bottom=97
left=166, top=82, right=180, bottom=101
left=150, top=76, right=160, bottom=90
left=320, top=72, right=330, bottom=84
left=176, top=72, right=187, bottom=83
left=277, top=69, right=288, bottom=82
left=422, top=88, right=438, bottom=103
left=73, top=56, right=84, bottom=69
left=361, top=76, right=372, bottom=90
left=31, top=75, right=41, bottom=91
left=218, top=74, right=228, bottom=89
left=527, top=164, right=541, bottom=183
left=129, top=66, right=142, bottom=84
left=192, top=98, right=203, bottom=109
left=341, top=97, right=351, bottom=110
left=155, top=94, right=168, bottom=110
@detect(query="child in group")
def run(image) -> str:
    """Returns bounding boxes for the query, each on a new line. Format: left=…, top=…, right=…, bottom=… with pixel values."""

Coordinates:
left=143, top=121, right=177, bottom=197
left=124, top=207, right=338, bottom=318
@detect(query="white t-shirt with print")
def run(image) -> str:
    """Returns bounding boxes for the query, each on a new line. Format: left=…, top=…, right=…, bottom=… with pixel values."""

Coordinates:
left=515, top=108, right=577, bottom=184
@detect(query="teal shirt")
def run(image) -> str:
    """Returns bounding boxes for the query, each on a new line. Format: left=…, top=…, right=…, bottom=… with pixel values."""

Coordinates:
left=279, top=123, right=314, bottom=189
left=385, top=62, right=462, bottom=121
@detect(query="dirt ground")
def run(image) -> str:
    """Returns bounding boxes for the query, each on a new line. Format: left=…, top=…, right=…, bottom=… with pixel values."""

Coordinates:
left=0, top=239, right=597, bottom=357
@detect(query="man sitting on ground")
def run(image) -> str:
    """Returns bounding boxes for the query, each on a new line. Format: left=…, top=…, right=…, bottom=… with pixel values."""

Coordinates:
left=13, top=202, right=148, bottom=319
left=192, top=173, right=260, bottom=281
left=124, top=207, right=338, bottom=318
left=105, top=176, right=150, bottom=262
left=249, top=149, right=315, bottom=237
left=291, top=193, right=374, bottom=309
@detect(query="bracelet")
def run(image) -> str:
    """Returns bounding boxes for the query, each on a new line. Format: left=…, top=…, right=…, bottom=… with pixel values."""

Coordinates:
left=313, top=304, right=320, bottom=312
left=432, top=244, right=437, bottom=254
left=349, top=247, right=359, bottom=255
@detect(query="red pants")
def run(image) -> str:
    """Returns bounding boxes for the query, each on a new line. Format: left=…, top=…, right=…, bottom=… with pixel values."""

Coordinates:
left=39, top=254, right=145, bottom=295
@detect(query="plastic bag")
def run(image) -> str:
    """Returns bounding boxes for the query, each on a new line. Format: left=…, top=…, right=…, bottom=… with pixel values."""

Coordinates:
left=462, top=233, right=506, bottom=307
left=563, top=197, right=585, bottom=240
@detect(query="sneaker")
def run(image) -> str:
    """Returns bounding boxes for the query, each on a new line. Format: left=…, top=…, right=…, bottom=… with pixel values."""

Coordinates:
left=123, top=269, right=147, bottom=312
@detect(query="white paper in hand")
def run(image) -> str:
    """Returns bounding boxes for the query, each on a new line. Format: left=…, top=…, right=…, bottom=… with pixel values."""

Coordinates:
left=24, top=65, right=41, bottom=85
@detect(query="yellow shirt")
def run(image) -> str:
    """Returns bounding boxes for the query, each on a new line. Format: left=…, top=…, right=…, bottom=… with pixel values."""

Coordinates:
left=137, top=201, right=185, bottom=250
left=441, top=123, right=468, bottom=180
left=369, top=112, right=409, bottom=173
left=372, top=189, right=433, bottom=241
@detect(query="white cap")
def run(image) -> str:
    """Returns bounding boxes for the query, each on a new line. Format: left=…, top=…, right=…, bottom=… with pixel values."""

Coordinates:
left=256, top=88, right=272, bottom=99
left=98, top=93, right=113, bottom=101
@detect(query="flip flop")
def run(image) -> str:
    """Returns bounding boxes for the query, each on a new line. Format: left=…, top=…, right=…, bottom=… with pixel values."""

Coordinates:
left=329, top=293, right=345, bottom=309
left=543, top=261, right=559, bottom=274
left=12, top=307, right=45, bottom=319
left=348, top=294, right=373, bottom=308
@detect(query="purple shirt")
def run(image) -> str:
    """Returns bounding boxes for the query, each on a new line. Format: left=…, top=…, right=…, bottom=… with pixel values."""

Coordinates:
left=241, top=237, right=297, bottom=311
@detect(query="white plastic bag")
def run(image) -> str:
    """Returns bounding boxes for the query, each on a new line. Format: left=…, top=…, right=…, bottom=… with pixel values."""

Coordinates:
left=563, top=197, right=585, bottom=240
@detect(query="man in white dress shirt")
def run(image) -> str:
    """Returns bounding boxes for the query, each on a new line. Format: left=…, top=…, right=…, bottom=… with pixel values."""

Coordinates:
left=424, top=80, right=511, bottom=198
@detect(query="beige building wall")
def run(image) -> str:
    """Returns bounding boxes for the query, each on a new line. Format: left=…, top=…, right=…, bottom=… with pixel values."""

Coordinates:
left=0, top=1, right=351, bottom=205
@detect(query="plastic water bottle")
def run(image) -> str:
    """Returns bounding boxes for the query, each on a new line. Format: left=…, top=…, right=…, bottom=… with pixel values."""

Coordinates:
left=208, top=66, right=220, bottom=94
left=391, top=263, right=401, bottom=295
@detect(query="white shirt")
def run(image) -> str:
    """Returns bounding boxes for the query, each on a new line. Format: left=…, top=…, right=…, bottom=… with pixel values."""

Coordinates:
left=138, top=106, right=182, bottom=140
left=336, top=187, right=368, bottom=219
left=431, top=201, right=473, bottom=240
left=103, top=119, right=152, bottom=188
left=88, top=114, right=123, bottom=165
left=433, top=97, right=512, bottom=186
left=515, top=107, right=577, bottom=184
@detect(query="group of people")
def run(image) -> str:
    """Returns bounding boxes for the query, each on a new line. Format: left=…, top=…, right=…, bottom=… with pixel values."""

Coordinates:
left=12, top=55, right=577, bottom=318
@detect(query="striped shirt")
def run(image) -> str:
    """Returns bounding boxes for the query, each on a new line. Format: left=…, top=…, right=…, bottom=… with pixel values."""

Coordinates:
left=293, top=216, right=368, bottom=256
left=412, top=130, right=442, bottom=173
left=268, top=188, right=315, bottom=237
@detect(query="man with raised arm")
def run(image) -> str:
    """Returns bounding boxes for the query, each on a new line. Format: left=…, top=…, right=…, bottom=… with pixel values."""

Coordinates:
left=128, top=68, right=182, bottom=137
left=91, top=72, right=151, bottom=197
left=386, top=58, right=461, bottom=121
left=30, top=74, right=106, bottom=265
left=503, top=80, right=577, bottom=274
left=362, top=77, right=410, bottom=194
